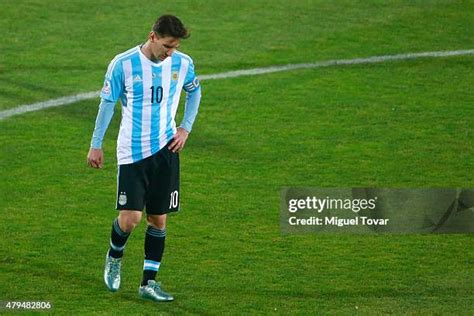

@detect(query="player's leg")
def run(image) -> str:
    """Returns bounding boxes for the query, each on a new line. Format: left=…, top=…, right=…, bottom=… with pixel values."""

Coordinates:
left=104, top=162, right=146, bottom=292
left=109, top=210, right=142, bottom=258
left=141, top=214, right=167, bottom=286
left=104, top=210, right=141, bottom=292
left=138, top=146, right=179, bottom=302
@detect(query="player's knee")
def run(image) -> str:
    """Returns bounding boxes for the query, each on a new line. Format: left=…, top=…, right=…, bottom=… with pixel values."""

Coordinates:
left=118, top=211, right=142, bottom=232
left=120, top=218, right=140, bottom=232
left=147, top=214, right=166, bottom=230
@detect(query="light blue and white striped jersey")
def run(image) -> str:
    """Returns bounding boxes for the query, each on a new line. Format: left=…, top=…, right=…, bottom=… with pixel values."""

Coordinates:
left=100, top=45, right=200, bottom=165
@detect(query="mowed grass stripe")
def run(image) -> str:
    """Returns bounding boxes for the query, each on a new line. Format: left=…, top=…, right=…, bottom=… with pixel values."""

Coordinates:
left=1, top=48, right=473, bottom=121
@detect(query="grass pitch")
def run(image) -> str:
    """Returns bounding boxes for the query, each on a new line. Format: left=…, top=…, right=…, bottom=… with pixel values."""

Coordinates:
left=1, top=0, right=473, bottom=314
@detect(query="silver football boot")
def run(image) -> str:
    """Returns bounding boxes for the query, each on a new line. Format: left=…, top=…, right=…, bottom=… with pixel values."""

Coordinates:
left=104, top=254, right=122, bottom=292
left=139, top=280, right=174, bottom=302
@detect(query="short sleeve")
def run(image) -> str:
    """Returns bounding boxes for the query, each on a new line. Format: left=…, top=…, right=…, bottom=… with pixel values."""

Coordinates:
left=100, top=58, right=124, bottom=102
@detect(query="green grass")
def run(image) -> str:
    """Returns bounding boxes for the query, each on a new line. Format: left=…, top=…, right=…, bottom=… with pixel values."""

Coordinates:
left=1, top=0, right=473, bottom=314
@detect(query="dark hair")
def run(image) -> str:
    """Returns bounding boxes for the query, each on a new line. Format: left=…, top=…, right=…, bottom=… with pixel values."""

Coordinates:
left=152, top=15, right=189, bottom=39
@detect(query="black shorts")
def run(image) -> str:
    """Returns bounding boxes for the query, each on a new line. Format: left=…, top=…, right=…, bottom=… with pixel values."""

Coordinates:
left=116, top=145, right=179, bottom=215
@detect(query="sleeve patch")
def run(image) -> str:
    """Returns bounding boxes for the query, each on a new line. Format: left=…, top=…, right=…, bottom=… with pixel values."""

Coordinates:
left=193, top=77, right=200, bottom=88
left=102, top=80, right=111, bottom=95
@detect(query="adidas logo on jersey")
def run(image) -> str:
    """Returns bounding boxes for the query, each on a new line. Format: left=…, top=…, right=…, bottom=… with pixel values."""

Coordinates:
left=133, top=74, right=142, bottom=82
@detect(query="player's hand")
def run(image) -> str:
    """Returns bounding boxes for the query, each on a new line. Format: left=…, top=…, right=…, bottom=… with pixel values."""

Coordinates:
left=168, top=127, right=189, bottom=153
left=87, top=148, right=104, bottom=168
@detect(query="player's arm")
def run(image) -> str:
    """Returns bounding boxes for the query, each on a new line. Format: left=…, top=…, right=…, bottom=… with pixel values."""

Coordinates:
left=180, top=86, right=202, bottom=133
left=87, top=99, right=116, bottom=168
left=87, top=57, right=124, bottom=168
left=169, top=60, right=202, bottom=153
left=169, top=86, right=201, bottom=153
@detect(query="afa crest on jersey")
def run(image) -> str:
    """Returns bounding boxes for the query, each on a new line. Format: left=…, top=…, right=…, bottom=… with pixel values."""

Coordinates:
left=172, top=71, right=179, bottom=81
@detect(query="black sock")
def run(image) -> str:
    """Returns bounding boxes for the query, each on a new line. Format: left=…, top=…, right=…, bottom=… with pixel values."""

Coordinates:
left=141, top=225, right=166, bottom=286
left=108, top=218, right=130, bottom=259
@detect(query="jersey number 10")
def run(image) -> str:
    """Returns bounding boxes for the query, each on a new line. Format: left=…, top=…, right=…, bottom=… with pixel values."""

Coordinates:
left=150, top=86, right=163, bottom=103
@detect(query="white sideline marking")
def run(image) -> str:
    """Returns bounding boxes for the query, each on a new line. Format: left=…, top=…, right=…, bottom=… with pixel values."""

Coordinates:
left=1, top=49, right=473, bottom=121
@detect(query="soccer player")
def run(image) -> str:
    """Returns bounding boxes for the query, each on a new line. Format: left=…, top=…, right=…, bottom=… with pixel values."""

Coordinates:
left=87, top=15, right=201, bottom=302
